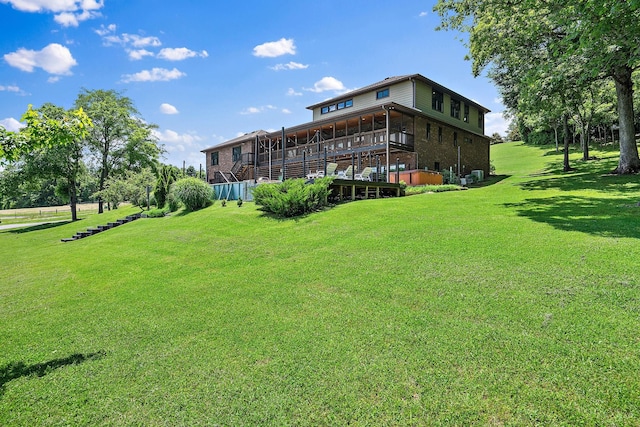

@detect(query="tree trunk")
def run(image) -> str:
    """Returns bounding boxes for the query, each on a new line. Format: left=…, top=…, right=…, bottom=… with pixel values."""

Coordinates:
left=583, top=123, right=590, bottom=161
left=563, top=114, right=572, bottom=172
left=69, top=178, right=78, bottom=221
left=613, top=65, right=640, bottom=174
left=554, top=126, right=559, bottom=153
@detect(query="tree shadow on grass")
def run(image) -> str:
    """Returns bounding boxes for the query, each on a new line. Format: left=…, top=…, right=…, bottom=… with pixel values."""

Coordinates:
left=520, top=157, right=640, bottom=195
left=0, top=351, right=106, bottom=397
left=505, top=195, right=640, bottom=239
left=8, top=221, right=73, bottom=234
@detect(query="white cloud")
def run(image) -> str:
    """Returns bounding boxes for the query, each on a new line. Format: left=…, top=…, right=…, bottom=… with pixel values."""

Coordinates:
left=0, top=117, right=25, bottom=132
left=128, top=49, right=154, bottom=60
left=4, top=43, right=77, bottom=75
left=153, top=129, right=203, bottom=161
left=253, top=38, right=296, bottom=58
left=47, top=76, right=61, bottom=83
left=240, top=106, right=262, bottom=115
left=121, top=67, right=186, bottom=83
left=157, top=47, right=208, bottom=61
left=95, top=23, right=116, bottom=36
left=419, top=11, right=428, bottom=17
left=2, top=0, right=104, bottom=26
left=304, top=76, right=346, bottom=93
left=270, top=61, right=308, bottom=71
left=282, top=108, right=292, bottom=114
left=0, top=85, right=20, bottom=92
left=160, top=103, right=179, bottom=114
left=485, top=111, right=511, bottom=136
left=287, top=87, right=302, bottom=96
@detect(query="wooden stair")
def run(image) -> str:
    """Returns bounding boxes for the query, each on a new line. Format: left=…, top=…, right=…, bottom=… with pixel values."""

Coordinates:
left=61, top=213, right=142, bottom=242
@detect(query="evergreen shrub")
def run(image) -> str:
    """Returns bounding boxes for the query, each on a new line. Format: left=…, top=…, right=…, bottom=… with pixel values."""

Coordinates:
left=170, top=177, right=213, bottom=211
left=253, top=177, right=332, bottom=217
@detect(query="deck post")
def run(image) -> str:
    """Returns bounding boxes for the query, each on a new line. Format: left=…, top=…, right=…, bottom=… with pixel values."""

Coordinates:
left=324, top=147, right=327, bottom=176
left=396, top=157, right=400, bottom=184
left=281, top=127, right=286, bottom=180
left=351, top=153, right=355, bottom=181
left=303, top=150, right=306, bottom=178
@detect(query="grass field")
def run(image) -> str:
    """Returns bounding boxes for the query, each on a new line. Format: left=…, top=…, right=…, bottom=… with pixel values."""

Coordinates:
left=1, top=142, right=639, bottom=425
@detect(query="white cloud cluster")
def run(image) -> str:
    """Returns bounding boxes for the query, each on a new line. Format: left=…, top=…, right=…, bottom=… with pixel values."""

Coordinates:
left=4, top=43, right=77, bottom=75
left=253, top=38, right=296, bottom=58
left=287, top=88, right=302, bottom=96
left=0, top=84, right=21, bottom=92
left=157, top=47, right=208, bottom=61
left=270, top=61, right=308, bottom=71
left=0, top=117, right=24, bottom=132
left=485, top=112, right=511, bottom=136
left=240, top=105, right=278, bottom=115
left=304, top=76, right=346, bottom=93
left=121, top=67, right=186, bottom=83
left=96, top=24, right=208, bottom=62
left=419, top=11, right=428, bottom=17
left=1, top=0, right=104, bottom=26
left=160, top=103, right=179, bottom=114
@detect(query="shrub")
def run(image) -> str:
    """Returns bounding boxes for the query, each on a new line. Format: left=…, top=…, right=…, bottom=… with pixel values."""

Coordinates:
left=146, top=207, right=168, bottom=218
left=170, top=177, right=213, bottom=211
left=253, top=177, right=332, bottom=218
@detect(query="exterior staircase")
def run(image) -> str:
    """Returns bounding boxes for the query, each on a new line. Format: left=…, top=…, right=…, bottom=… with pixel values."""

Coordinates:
left=61, top=212, right=142, bottom=242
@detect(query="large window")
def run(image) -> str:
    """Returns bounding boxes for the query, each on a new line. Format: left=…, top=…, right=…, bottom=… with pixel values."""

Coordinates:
left=451, top=99, right=461, bottom=119
left=432, top=90, right=443, bottom=112
left=376, top=88, right=390, bottom=99
left=464, top=105, right=469, bottom=123
left=210, top=151, right=219, bottom=166
left=320, top=99, right=353, bottom=115
left=232, top=146, right=241, bottom=162
left=478, top=111, right=484, bottom=130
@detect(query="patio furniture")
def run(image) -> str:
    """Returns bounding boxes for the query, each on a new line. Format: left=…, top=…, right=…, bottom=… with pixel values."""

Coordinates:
left=355, top=167, right=373, bottom=181
left=337, top=165, right=353, bottom=179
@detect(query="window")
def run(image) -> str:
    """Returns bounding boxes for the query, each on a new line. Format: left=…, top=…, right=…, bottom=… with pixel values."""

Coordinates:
left=451, top=99, right=461, bottom=119
left=426, top=123, right=431, bottom=140
left=478, top=111, right=484, bottom=130
left=210, top=151, right=219, bottom=166
left=376, top=88, right=390, bottom=99
left=464, top=105, right=469, bottom=123
left=232, top=146, right=241, bottom=162
left=438, top=126, right=443, bottom=143
left=432, top=90, right=443, bottom=112
left=320, top=99, right=353, bottom=114
left=453, top=132, right=458, bottom=146
left=434, top=161, right=440, bottom=171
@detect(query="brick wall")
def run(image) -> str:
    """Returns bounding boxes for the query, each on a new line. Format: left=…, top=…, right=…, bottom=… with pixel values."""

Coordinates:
left=415, top=116, right=490, bottom=176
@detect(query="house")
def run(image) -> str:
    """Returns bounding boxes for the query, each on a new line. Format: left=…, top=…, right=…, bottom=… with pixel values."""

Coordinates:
left=202, top=74, right=490, bottom=184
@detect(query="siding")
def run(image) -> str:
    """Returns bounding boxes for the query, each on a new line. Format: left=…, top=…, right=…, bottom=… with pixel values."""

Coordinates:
left=415, top=80, right=486, bottom=136
left=312, top=80, right=414, bottom=121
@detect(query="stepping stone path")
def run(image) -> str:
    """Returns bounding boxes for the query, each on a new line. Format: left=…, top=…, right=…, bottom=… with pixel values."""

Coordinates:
left=61, top=213, right=142, bottom=242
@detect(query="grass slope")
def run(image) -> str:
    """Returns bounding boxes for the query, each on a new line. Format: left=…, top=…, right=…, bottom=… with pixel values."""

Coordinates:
left=1, top=143, right=639, bottom=425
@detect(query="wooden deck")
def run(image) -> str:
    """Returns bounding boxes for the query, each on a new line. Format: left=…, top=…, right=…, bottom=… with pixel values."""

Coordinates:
left=329, top=179, right=403, bottom=201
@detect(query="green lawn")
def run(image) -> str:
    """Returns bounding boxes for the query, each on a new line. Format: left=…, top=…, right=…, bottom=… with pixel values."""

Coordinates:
left=1, top=142, right=639, bottom=425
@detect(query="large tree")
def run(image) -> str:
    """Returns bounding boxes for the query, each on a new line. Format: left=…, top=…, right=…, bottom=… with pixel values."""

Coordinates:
left=435, top=0, right=640, bottom=174
left=2, top=104, right=93, bottom=220
left=75, top=89, right=161, bottom=213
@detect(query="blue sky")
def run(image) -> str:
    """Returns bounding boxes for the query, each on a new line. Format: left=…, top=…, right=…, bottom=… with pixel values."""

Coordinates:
left=0, top=0, right=509, bottom=168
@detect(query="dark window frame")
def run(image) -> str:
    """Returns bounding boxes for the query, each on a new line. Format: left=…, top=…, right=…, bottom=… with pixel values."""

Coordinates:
left=232, top=146, right=242, bottom=162
left=376, top=88, right=390, bottom=99
left=210, top=151, right=219, bottom=166
left=432, top=90, right=444, bottom=112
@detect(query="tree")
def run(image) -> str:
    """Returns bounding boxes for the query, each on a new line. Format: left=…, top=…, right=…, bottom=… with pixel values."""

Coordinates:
left=435, top=0, right=640, bottom=174
left=9, top=104, right=93, bottom=220
left=154, top=164, right=180, bottom=208
left=75, top=89, right=161, bottom=214
left=93, top=168, right=155, bottom=209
